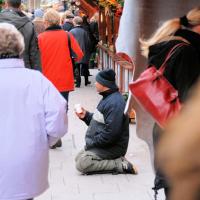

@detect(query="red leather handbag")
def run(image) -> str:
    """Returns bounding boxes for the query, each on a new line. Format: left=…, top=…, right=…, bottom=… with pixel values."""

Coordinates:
left=129, top=43, right=186, bottom=128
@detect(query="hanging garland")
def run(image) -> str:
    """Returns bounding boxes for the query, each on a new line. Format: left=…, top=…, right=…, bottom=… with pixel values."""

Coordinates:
left=97, top=0, right=124, bottom=8
left=116, top=0, right=124, bottom=7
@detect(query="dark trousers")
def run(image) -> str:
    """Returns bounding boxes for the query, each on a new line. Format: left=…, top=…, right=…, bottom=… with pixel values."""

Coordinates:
left=74, top=64, right=81, bottom=86
left=74, top=63, right=90, bottom=86
left=61, top=91, right=69, bottom=111
left=53, top=91, right=69, bottom=147
left=153, top=123, right=170, bottom=199
left=60, top=91, right=69, bottom=102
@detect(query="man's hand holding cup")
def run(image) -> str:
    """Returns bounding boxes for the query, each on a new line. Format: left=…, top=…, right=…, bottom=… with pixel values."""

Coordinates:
left=74, top=104, right=86, bottom=119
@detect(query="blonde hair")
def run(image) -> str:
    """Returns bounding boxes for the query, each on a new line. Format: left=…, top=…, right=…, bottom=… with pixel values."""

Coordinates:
left=60, top=10, right=74, bottom=24
left=0, top=23, right=24, bottom=56
left=140, top=7, right=200, bottom=57
left=64, top=10, right=74, bottom=19
left=43, top=9, right=60, bottom=26
left=60, top=12, right=65, bottom=25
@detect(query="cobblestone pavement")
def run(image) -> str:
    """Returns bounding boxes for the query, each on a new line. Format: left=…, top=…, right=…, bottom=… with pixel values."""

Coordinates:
left=36, top=69, right=165, bottom=200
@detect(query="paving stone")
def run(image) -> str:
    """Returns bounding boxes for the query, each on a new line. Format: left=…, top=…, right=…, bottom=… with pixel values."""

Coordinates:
left=94, top=192, right=150, bottom=200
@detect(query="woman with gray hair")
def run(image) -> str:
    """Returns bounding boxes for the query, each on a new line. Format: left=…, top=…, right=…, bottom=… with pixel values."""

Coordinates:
left=0, top=22, right=24, bottom=58
left=0, top=23, right=68, bottom=200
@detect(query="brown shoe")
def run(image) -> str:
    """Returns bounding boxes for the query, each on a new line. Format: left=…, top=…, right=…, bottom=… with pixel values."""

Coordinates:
left=121, top=157, right=138, bottom=174
left=50, top=139, right=62, bottom=149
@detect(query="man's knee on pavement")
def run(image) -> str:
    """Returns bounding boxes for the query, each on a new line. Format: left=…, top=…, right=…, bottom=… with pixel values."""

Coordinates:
left=75, top=154, right=93, bottom=173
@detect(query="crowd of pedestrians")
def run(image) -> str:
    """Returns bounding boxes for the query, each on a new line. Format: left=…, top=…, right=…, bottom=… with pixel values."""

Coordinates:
left=0, top=0, right=200, bottom=200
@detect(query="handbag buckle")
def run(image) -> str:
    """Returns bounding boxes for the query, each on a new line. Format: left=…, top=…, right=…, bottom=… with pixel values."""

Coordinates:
left=153, top=71, right=162, bottom=81
left=170, top=91, right=179, bottom=102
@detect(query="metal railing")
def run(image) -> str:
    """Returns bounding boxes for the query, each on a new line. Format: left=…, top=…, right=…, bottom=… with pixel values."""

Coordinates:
left=98, top=44, right=134, bottom=93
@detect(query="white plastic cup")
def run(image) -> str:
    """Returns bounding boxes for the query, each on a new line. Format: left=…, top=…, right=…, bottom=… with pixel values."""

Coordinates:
left=74, top=104, right=83, bottom=114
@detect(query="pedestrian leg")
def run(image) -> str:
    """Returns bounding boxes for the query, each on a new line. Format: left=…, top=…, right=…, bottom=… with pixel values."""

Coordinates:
left=74, top=64, right=81, bottom=87
left=75, top=150, right=124, bottom=174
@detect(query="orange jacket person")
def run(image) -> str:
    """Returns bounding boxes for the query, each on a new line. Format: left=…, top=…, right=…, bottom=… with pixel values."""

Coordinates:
left=38, top=9, right=83, bottom=148
left=38, top=9, right=83, bottom=99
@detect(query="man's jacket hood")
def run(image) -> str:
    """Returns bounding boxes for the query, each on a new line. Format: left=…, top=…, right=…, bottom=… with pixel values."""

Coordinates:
left=0, top=9, right=41, bottom=70
left=0, top=9, right=30, bottom=30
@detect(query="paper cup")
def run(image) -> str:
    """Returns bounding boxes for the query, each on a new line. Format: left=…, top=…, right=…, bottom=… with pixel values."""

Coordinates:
left=74, top=104, right=83, bottom=114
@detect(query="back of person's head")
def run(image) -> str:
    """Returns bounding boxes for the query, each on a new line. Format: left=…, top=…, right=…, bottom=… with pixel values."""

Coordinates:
left=140, top=6, right=200, bottom=57
left=6, top=0, right=21, bottom=8
left=187, top=7, right=200, bottom=27
left=96, top=69, right=118, bottom=90
left=61, top=10, right=74, bottom=24
left=65, top=10, right=74, bottom=19
left=0, top=23, right=24, bottom=57
left=73, top=16, right=83, bottom=26
left=82, top=15, right=89, bottom=24
left=43, top=9, right=60, bottom=26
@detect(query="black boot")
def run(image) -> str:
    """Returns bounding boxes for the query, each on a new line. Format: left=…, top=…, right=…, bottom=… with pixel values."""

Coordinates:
left=85, top=76, right=91, bottom=86
left=74, top=64, right=81, bottom=87
left=50, top=139, right=62, bottom=149
left=76, top=76, right=81, bottom=87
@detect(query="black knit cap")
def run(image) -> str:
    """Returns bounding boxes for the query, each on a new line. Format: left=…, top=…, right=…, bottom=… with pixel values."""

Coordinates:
left=96, top=69, right=118, bottom=89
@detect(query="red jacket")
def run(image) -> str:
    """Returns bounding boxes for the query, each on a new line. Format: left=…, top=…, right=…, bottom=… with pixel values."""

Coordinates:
left=38, top=27, right=83, bottom=92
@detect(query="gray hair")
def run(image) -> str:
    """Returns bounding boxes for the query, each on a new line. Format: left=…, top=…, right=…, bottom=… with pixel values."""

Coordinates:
left=44, top=9, right=60, bottom=26
left=0, top=23, right=24, bottom=56
left=73, top=16, right=83, bottom=26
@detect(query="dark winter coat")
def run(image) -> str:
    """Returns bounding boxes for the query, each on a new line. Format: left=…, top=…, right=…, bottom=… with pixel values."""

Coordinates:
left=149, top=29, right=200, bottom=191
left=83, top=89, right=129, bottom=159
left=70, top=26, right=92, bottom=64
left=89, top=21, right=99, bottom=51
left=62, top=21, right=73, bottom=31
left=0, top=9, right=41, bottom=70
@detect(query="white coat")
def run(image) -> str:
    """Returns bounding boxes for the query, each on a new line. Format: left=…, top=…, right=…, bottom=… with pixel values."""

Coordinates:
left=0, top=59, right=68, bottom=200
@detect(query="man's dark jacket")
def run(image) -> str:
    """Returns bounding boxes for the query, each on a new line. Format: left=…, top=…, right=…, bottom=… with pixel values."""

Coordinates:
left=0, top=9, right=41, bottom=70
left=62, top=21, right=73, bottom=31
left=70, top=26, right=91, bottom=64
left=83, top=89, right=129, bottom=159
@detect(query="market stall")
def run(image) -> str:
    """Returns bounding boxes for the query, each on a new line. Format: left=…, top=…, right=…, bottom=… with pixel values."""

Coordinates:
left=74, top=0, right=134, bottom=93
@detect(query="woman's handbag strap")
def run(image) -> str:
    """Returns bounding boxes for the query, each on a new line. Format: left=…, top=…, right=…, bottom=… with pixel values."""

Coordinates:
left=159, top=43, right=188, bottom=74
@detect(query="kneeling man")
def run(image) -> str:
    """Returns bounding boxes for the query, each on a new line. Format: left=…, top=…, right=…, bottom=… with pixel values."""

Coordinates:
left=75, top=69, right=137, bottom=175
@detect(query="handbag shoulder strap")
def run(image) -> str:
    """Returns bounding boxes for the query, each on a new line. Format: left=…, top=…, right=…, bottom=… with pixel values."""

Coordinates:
left=159, top=42, right=188, bottom=74
left=66, top=31, right=72, bottom=55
